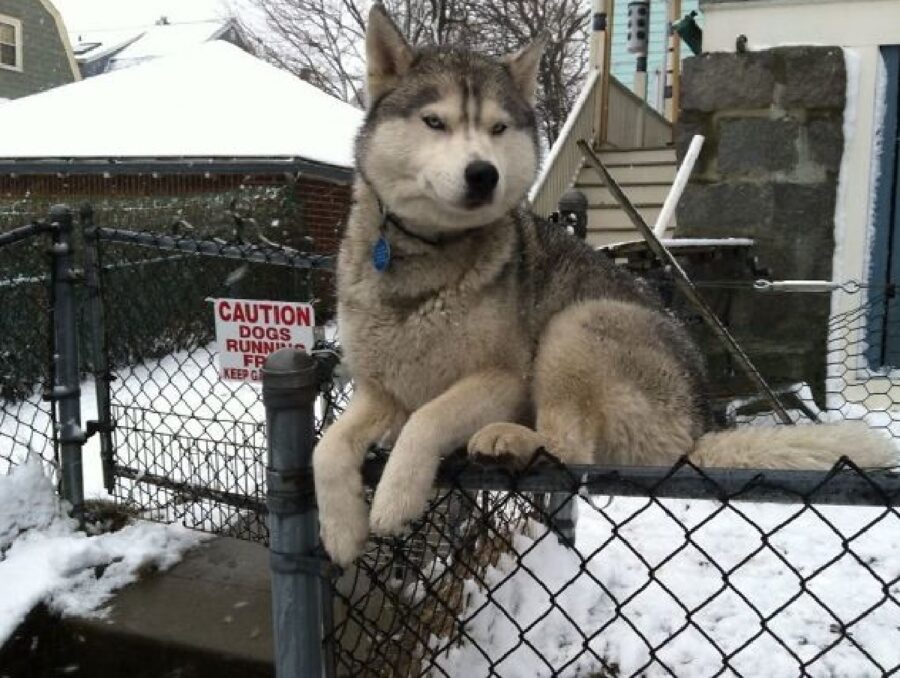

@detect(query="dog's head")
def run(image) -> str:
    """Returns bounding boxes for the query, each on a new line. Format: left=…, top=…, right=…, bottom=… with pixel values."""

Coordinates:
left=356, top=5, right=543, bottom=233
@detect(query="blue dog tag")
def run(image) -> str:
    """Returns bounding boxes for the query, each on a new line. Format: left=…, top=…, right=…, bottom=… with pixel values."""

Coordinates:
left=372, top=235, right=391, bottom=272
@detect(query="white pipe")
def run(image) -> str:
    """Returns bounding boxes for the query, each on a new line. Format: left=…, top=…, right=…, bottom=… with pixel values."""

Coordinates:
left=652, top=134, right=704, bottom=238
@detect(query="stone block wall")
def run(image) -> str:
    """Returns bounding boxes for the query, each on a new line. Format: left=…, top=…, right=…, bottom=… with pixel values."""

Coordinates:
left=675, top=46, right=846, bottom=406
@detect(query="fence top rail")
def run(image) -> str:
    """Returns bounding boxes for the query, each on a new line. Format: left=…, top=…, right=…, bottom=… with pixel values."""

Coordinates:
left=361, top=452, right=900, bottom=507
left=0, top=156, right=354, bottom=183
left=0, top=220, right=51, bottom=249
left=96, top=226, right=336, bottom=270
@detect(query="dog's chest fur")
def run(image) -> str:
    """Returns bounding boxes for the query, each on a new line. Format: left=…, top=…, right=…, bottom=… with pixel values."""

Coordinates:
left=337, top=212, right=533, bottom=412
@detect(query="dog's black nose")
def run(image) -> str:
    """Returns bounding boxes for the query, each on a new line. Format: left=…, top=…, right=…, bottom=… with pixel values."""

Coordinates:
left=464, top=161, right=499, bottom=201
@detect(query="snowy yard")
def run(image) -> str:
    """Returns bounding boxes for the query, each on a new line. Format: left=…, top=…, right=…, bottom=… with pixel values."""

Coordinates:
left=0, top=345, right=267, bottom=496
left=434, top=499, right=900, bottom=677
left=2, top=347, right=900, bottom=675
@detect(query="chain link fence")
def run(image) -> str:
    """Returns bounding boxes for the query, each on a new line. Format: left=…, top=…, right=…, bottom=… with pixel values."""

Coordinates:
left=3, top=204, right=900, bottom=676
left=0, top=222, right=56, bottom=477
left=90, top=211, right=341, bottom=543
left=325, top=453, right=900, bottom=677
left=317, top=272, right=900, bottom=676
left=0, top=200, right=346, bottom=540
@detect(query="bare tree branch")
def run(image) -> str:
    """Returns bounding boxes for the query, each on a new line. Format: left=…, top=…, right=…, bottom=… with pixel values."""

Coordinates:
left=237, top=0, right=591, bottom=145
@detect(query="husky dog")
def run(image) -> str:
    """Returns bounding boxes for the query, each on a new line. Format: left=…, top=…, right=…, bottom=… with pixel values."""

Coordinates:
left=312, top=5, right=894, bottom=566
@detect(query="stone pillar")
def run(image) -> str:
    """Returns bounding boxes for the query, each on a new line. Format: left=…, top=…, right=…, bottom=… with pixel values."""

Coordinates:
left=675, top=47, right=846, bottom=406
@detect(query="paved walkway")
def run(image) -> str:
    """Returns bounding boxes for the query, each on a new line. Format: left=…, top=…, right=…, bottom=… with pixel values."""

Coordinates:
left=2, top=536, right=274, bottom=677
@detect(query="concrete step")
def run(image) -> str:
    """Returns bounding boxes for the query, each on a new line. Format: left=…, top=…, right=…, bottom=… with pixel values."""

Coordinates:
left=587, top=204, right=670, bottom=231
left=578, top=161, right=676, bottom=185
left=577, top=183, right=673, bottom=205
left=596, top=146, right=677, bottom=164
left=587, top=228, right=674, bottom=249
left=0, top=536, right=274, bottom=678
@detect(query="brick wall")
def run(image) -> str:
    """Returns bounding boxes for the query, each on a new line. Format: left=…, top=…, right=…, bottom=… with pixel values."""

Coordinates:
left=1, top=170, right=353, bottom=322
left=296, top=176, right=352, bottom=255
left=0, top=172, right=353, bottom=255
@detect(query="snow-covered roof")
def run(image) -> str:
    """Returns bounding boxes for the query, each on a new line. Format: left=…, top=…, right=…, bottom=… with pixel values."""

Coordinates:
left=53, top=0, right=228, bottom=36
left=0, top=41, right=363, bottom=170
left=72, top=29, right=143, bottom=62
left=72, top=20, right=236, bottom=71
left=107, top=21, right=228, bottom=68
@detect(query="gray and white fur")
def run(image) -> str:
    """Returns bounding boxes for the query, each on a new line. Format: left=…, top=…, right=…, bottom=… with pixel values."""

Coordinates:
left=312, top=5, right=895, bottom=566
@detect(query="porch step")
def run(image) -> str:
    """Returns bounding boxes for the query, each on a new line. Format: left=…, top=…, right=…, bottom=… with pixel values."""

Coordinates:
left=577, top=160, right=676, bottom=185
left=574, top=146, right=678, bottom=249
left=586, top=227, right=676, bottom=249
left=579, top=182, right=673, bottom=205
left=0, top=536, right=274, bottom=678
left=592, top=146, right=677, bottom=164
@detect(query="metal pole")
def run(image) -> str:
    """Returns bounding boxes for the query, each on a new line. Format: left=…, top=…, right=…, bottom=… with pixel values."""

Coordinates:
left=546, top=493, right=577, bottom=546
left=668, top=0, right=683, bottom=125
left=48, top=205, right=86, bottom=519
left=577, top=141, right=793, bottom=425
left=263, top=348, right=325, bottom=678
left=0, top=220, right=50, bottom=248
left=653, top=135, right=705, bottom=238
left=80, top=204, right=115, bottom=493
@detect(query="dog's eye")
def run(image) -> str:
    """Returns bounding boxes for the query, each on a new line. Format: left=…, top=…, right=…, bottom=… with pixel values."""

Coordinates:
left=422, top=114, right=446, bottom=131
left=490, top=122, right=508, bottom=136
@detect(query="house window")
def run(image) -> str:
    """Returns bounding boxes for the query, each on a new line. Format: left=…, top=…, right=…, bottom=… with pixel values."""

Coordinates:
left=0, top=15, right=22, bottom=71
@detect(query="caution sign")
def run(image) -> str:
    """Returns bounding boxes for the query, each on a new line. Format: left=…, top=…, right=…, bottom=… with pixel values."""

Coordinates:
left=213, top=298, right=315, bottom=382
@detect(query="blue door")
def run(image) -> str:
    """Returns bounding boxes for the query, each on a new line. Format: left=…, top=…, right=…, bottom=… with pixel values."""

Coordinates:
left=868, top=46, right=900, bottom=368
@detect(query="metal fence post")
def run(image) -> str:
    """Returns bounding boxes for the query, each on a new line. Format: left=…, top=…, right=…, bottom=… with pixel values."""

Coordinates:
left=48, top=205, right=86, bottom=519
left=80, top=203, right=115, bottom=493
left=547, top=493, right=577, bottom=546
left=263, top=348, right=325, bottom=678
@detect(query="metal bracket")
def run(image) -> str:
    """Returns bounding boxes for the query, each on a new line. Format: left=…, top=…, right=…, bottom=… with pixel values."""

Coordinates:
left=270, top=551, right=342, bottom=579
left=42, top=385, right=80, bottom=402
left=85, top=420, right=115, bottom=439
left=266, top=468, right=316, bottom=513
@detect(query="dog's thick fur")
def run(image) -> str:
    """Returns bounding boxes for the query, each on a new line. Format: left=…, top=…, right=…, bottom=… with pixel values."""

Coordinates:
left=313, top=6, right=896, bottom=566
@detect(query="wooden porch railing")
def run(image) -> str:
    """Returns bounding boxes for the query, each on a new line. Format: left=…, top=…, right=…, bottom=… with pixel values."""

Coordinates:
left=529, top=0, right=679, bottom=217
left=606, top=77, right=673, bottom=148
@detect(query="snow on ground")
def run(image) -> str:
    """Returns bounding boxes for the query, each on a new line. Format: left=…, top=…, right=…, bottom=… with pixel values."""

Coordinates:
left=435, top=499, right=900, bottom=677
left=3, top=344, right=900, bottom=673
left=0, top=458, right=208, bottom=646
left=2, top=340, right=341, bottom=527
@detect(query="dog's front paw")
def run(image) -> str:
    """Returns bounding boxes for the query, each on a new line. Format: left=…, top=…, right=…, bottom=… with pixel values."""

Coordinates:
left=468, top=422, right=545, bottom=463
left=369, top=478, right=431, bottom=537
left=319, top=497, right=369, bottom=567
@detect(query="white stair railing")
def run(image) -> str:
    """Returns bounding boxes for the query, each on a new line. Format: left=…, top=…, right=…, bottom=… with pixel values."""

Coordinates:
left=529, top=69, right=602, bottom=217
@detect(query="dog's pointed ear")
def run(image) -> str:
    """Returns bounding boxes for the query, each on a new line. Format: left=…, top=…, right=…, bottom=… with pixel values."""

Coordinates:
left=503, top=34, right=547, bottom=103
left=366, top=4, right=414, bottom=108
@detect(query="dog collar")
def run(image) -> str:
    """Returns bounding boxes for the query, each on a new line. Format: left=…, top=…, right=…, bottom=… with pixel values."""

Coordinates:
left=371, top=201, right=482, bottom=273
left=360, top=172, right=485, bottom=272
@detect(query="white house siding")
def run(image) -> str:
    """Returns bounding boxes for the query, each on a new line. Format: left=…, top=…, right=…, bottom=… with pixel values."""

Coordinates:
left=610, top=0, right=701, bottom=112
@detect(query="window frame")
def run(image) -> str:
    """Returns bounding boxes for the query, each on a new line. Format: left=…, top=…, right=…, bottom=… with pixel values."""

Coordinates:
left=866, top=45, right=900, bottom=369
left=0, top=14, right=23, bottom=73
